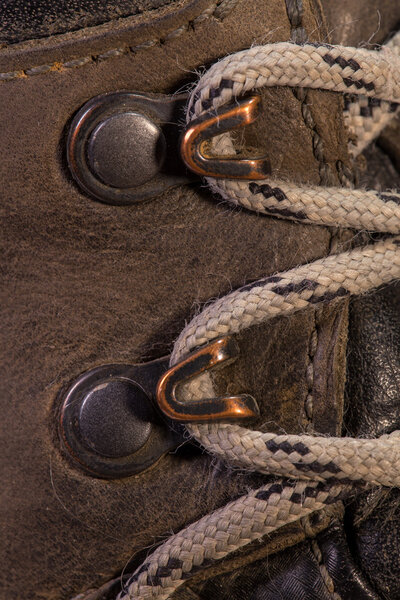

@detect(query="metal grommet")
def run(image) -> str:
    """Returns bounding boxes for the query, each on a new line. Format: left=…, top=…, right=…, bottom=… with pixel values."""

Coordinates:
left=156, top=336, right=259, bottom=422
left=180, top=95, right=271, bottom=180
left=67, top=92, right=192, bottom=205
left=59, top=360, right=183, bottom=479
left=87, top=112, right=166, bottom=189
left=78, top=378, right=153, bottom=458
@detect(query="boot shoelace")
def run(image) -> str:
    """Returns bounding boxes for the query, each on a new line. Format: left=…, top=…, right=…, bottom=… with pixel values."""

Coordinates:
left=119, top=32, right=400, bottom=600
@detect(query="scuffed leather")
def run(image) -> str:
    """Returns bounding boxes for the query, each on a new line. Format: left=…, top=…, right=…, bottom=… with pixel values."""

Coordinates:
left=214, top=300, right=348, bottom=437
left=0, top=0, right=353, bottom=598
left=346, top=283, right=400, bottom=438
left=345, top=283, right=400, bottom=599
left=0, top=0, right=174, bottom=45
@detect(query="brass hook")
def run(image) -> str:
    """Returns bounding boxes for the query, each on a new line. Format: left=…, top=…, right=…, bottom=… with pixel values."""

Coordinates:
left=180, top=96, right=271, bottom=180
left=156, top=336, right=259, bottom=422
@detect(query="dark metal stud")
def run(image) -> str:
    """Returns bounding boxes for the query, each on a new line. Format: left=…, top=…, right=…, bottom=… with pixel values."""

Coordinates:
left=87, top=112, right=166, bottom=189
left=67, top=92, right=193, bottom=205
left=78, top=379, right=153, bottom=458
left=59, top=359, right=183, bottom=479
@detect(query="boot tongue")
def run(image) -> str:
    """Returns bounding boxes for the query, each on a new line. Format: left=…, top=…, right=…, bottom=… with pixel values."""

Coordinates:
left=212, top=311, right=347, bottom=437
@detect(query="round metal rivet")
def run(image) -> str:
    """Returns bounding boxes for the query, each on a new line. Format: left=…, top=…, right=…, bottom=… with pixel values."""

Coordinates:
left=87, top=112, right=166, bottom=189
left=79, top=379, right=152, bottom=458
left=59, top=362, right=182, bottom=479
left=66, top=92, right=191, bottom=206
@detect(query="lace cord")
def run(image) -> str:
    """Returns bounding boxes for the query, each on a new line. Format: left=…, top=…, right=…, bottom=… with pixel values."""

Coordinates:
left=187, top=37, right=400, bottom=118
left=119, top=35, right=400, bottom=600
left=123, top=480, right=350, bottom=600
left=195, top=33, right=400, bottom=231
left=344, top=32, right=400, bottom=156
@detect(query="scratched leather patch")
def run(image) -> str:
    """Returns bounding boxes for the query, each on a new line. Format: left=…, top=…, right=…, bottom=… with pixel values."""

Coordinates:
left=0, top=0, right=176, bottom=45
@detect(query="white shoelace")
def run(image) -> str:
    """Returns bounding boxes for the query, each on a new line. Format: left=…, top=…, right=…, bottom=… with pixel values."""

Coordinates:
left=119, top=32, right=400, bottom=600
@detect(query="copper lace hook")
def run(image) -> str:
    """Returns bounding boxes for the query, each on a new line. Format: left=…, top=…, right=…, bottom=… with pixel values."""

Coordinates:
left=156, top=336, right=259, bottom=422
left=180, top=95, right=271, bottom=180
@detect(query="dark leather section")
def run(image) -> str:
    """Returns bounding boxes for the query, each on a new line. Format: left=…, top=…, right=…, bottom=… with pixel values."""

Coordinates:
left=186, top=542, right=336, bottom=600
left=344, top=283, right=400, bottom=599
left=359, top=143, right=400, bottom=193
left=349, top=489, right=400, bottom=600
left=83, top=508, right=342, bottom=600
left=177, top=522, right=377, bottom=600
left=317, top=523, right=379, bottom=600
left=0, top=0, right=174, bottom=46
left=322, top=5, right=400, bottom=599
left=378, top=116, right=400, bottom=174
left=0, top=0, right=353, bottom=598
left=214, top=300, right=348, bottom=437
left=345, top=283, right=400, bottom=438
left=321, top=0, right=400, bottom=46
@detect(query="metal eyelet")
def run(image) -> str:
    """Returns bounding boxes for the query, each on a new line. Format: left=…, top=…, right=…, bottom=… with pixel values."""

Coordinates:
left=156, top=337, right=259, bottom=422
left=180, top=96, right=271, bottom=180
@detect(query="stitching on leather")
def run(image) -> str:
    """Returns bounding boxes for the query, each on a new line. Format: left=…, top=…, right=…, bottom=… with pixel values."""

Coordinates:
left=285, top=1, right=352, bottom=391
left=310, top=539, right=343, bottom=600
left=284, top=1, right=319, bottom=431
left=284, top=0, right=336, bottom=186
left=0, top=0, right=236, bottom=84
left=305, top=320, right=317, bottom=429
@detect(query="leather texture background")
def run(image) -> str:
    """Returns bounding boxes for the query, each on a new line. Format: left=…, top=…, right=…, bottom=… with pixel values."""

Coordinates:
left=0, top=0, right=353, bottom=597
left=0, top=0, right=174, bottom=45
left=345, top=282, right=400, bottom=599
left=346, top=284, right=400, bottom=438
left=3, top=0, right=400, bottom=598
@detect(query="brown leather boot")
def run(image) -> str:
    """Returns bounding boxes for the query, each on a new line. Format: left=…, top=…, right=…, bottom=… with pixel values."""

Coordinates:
left=1, top=1, right=400, bottom=599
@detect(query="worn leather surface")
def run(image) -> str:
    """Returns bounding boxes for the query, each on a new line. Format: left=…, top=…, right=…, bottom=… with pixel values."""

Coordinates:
left=214, top=301, right=348, bottom=437
left=345, top=283, right=400, bottom=599
left=0, top=0, right=174, bottom=45
left=321, top=0, right=400, bottom=46
left=0, top=0, right=362, bottom=598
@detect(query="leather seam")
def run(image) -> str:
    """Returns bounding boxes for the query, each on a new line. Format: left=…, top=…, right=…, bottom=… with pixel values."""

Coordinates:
left=0, top=0, right=234, bottom=84
left=305, top=315, right=317, bottom=429
left=284, top=0, right=336, bottom=186
left=284, top=0, right=320, bottom=432
left=310, top=539, right=343, bottom=600
left=0, top=0, right=191, bottom=49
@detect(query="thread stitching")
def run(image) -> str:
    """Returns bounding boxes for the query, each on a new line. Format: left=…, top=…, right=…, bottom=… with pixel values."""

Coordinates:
left=310, top=539, right=342, bottom=600
left=305, top=321, right=317, bottom=427
left=285, top=0, right=336, bottom=186
left=285, top=1, right=319, bottom=431
left=0, top=0, right=237, bottom=83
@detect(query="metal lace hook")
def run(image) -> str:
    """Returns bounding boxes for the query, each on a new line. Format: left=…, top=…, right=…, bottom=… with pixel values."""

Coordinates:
left=180, top=95, right=271, bottom=180
left=156, top=336, right=259, bottom=422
